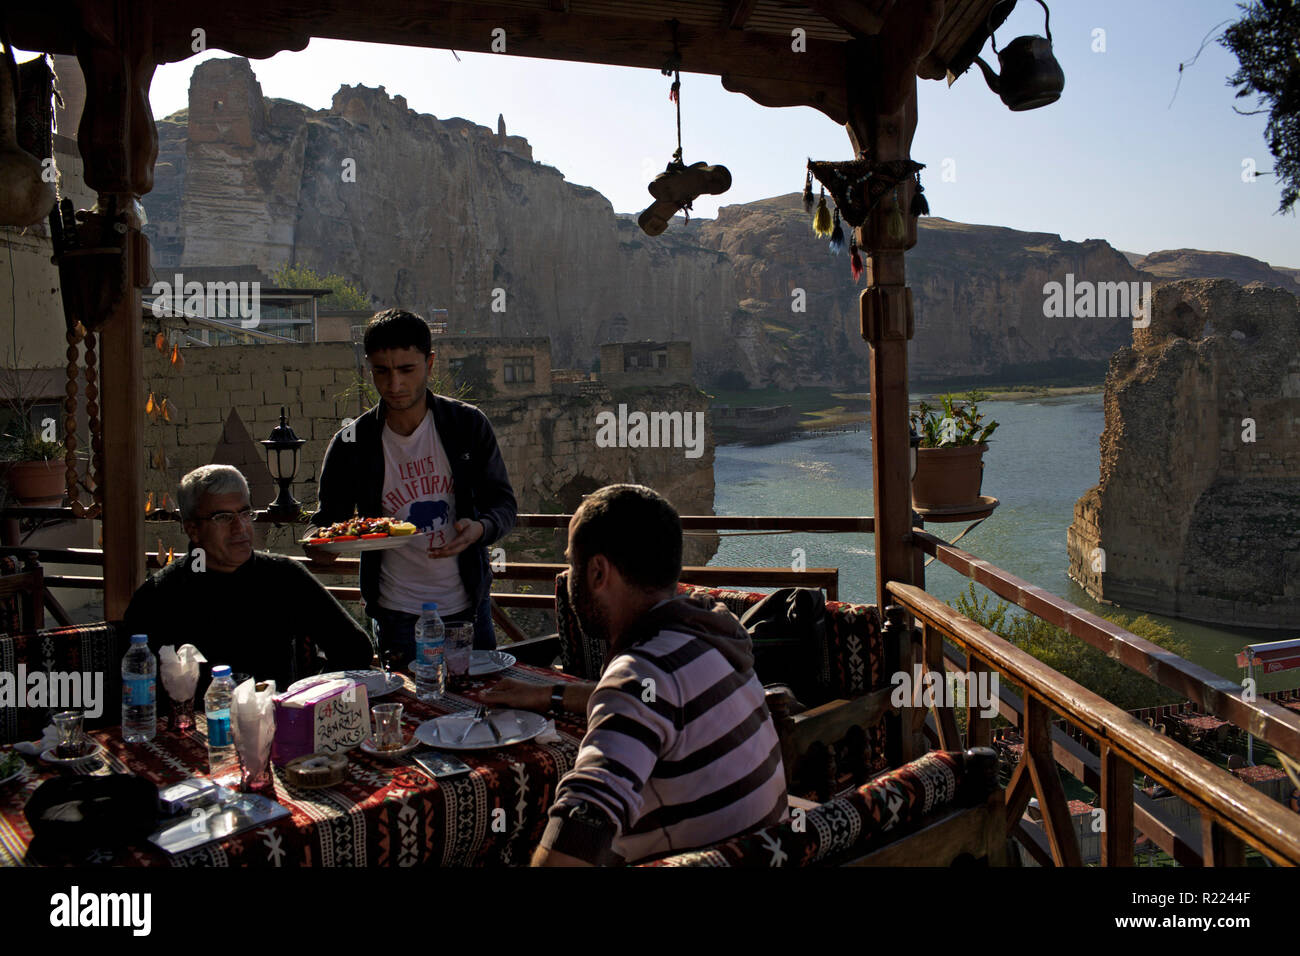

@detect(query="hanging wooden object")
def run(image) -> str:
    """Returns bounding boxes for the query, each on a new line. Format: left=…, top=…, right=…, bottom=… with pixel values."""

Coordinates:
left=64, top=323, right=104, bottom=518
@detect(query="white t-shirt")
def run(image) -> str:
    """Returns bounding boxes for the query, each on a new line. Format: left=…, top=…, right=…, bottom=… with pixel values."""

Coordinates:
left=378, top=411, right=472, bottom=616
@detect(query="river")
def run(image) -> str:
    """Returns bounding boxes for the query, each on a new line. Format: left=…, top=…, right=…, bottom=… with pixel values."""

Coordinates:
left=710, top=393, right=1293, bottom=691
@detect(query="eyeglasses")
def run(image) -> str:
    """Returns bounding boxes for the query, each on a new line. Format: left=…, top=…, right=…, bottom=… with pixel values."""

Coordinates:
left=197, top=507, right=254, bottom=527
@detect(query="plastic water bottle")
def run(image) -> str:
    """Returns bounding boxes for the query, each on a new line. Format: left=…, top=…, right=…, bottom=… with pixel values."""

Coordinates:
left=414, top=602, right=445, bottom=701
left=121, top=634, right=157, bottom=743
left=204, top=666, right=240, bottom=786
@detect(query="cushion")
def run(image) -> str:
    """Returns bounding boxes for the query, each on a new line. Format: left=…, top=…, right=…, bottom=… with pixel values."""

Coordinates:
left=0, top=622, right=120, bottom=744
left=645, top=749, right=965, bottom=867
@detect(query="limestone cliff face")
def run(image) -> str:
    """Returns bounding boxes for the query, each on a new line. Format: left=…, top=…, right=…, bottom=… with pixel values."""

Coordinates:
left=691, top=197, right=1139, bottom=386
left=145, top=57, right=739, bottom=379
left=1067, top=279, right=1300, bottom=628
left=1134, top=249, right=1300, bottom=296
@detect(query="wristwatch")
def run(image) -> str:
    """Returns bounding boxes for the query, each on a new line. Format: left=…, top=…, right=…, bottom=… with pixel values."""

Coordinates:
left=549, top=685, right=566, bottom=716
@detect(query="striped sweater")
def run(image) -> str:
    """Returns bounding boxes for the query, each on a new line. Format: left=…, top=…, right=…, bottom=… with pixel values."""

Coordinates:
left=544, top=595, right=788, bottom=864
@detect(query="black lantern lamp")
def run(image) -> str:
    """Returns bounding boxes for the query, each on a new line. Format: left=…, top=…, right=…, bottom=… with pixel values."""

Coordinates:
left=260, top=408, right=307, bottom=523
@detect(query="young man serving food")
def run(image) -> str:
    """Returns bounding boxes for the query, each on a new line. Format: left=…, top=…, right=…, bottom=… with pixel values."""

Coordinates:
left=310, top=309, right=517, bottom=662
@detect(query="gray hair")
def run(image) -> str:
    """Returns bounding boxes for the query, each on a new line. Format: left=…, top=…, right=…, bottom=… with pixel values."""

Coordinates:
left=177, top=465, right=250, bottom=522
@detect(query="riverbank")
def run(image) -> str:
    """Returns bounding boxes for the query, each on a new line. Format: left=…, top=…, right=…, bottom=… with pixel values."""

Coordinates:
left=708, top=383, right=1104, bottom=443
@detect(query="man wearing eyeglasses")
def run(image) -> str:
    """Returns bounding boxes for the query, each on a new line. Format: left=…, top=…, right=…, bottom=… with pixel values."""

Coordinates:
left=122, top=464, right=374, bottom=693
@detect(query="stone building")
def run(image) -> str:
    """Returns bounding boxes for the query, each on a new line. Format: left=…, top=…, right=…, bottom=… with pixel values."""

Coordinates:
left=599, top=341, right=693, bottom=388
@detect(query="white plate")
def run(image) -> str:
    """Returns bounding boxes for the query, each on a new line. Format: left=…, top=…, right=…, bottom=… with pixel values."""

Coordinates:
left=469, top=650, right=516, bottom=677
left=301, top=535, right=427, bottom=554
left=358, top=737, right=419, bottom=760
left=0, top=762, right=26, bottom=785
left=39, top=741, right=106, bottom=766
left=414, top=709, right=548, bottom=751
left=286, top=670, right=404, bottom=699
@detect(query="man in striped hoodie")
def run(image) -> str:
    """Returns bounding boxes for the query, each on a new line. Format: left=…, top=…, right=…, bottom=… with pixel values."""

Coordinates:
left=520, top=484, right=787, bottom=866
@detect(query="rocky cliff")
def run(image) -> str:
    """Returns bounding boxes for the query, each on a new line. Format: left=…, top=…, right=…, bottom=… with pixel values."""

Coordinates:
left=1133, top=248, right=1300, bottom=296
left=147, top=57, right=1291, bottom=393
left=688, top=198, right=1142, bottom=387
left=1067, top=278, right=1300, bottom=628
left=145, top=57, right=742, bottom=383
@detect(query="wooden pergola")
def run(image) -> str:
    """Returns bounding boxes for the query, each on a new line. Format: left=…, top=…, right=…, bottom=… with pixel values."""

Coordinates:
left=10, top=2, right=1300, bottom=869
left=9, top=0, right=1011, bottom=618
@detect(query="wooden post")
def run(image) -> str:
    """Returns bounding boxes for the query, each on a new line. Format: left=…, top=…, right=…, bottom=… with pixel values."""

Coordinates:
left=843, top=11, right=938, bottom=614
left=1100, top=742, right=1135, bottom=866
left=74, top=1, right=158, bottom=619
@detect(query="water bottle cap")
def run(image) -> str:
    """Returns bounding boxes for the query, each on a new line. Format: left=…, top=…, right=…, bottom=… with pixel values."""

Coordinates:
left=211, top=665, right=231, bottom=678
left=422, top=602, right=440, bottom=611
left=130, top=634, right=148, bottom=644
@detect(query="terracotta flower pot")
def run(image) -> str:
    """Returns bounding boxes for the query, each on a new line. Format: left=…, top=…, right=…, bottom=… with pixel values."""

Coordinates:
left=2, top=459, right=66, bottom=506
left=912, top=443, right=987, bottom=510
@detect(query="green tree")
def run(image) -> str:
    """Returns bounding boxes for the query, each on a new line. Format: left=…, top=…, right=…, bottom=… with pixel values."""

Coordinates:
left=270, top=263, right=372, bottom=310
left=1222, top=1, right=1300, bottom=213
left=953, top=583, right=1189, bottom=712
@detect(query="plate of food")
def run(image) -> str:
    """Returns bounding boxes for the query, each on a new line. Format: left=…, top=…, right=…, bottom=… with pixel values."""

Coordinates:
left=0, top=750, right=26, bottom=785
left=469, top=650, right=516, bottom=677
left=414, top=708, right=549, bottom=751
left=302, top=517, right=423, bottom=553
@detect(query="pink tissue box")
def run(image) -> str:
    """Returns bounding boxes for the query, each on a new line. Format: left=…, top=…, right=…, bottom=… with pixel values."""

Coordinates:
left=272, top=677, right=371, bottom=765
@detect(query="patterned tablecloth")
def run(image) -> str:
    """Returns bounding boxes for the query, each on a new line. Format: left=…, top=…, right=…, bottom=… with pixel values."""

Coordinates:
left=0, top=665, right=584, bottom=867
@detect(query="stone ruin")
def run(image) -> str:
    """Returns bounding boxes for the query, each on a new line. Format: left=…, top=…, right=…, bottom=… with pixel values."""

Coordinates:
left=1068, top=278, right=1300, bottom=628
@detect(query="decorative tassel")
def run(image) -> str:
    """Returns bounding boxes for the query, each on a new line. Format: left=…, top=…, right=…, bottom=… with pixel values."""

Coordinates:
left=910, top=172, right=929, bottom=216
left=669, top=74, right=680, bottom=103
left=829, top=209, right=845, bottom=254
left=850, top=233, right=863, bottom=282
left=802, top=168, right=814, bottom=213
left=887, top=188, right=905, bottom=240
left=813, top=188, right=832, bottom=237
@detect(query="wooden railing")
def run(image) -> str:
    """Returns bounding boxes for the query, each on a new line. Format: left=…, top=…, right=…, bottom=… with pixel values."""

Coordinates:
left=911, top=527, right=1300, bottom=772
left=887, top=581, right=1300, bottom=867
left=2, top=512, right=861, bottom=609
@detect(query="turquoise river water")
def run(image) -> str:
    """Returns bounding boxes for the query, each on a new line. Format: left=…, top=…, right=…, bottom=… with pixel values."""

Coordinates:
left=710, top=393, right=1295, bottom=692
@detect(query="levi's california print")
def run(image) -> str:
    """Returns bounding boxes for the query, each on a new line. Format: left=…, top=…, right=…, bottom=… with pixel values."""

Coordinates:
left=377, top=410, right=471, bottom=616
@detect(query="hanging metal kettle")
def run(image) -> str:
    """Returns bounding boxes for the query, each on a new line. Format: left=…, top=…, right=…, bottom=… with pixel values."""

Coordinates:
left=973, top=0, right=1064, bottom=111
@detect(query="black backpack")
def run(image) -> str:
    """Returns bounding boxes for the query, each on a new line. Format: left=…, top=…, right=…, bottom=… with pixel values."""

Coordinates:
left=740, top=587, right=831, bottom=707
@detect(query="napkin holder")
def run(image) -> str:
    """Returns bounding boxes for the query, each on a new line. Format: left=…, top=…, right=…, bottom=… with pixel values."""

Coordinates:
left=272, top=677, right=370, bottom=765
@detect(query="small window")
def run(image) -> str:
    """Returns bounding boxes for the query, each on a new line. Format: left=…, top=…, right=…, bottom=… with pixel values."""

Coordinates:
left=503, top=356, right=534, bottom=384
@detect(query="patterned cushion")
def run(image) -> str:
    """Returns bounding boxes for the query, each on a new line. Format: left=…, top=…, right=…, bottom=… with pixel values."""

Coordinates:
left=678, top=586, right=883, bottom=704
left=0, top=622, right=121, bottom=744
left=645, top=750, right=964, bottom=867
left=554, top=572, right=605, bottom=680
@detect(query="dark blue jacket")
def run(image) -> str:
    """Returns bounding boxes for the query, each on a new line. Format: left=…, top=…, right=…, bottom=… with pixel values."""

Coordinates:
left=311, top=390, right=517, bottom=617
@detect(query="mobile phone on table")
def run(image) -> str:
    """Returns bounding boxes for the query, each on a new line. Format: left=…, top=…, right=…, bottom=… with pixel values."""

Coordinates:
left=413, top=751, right=472, bottom=780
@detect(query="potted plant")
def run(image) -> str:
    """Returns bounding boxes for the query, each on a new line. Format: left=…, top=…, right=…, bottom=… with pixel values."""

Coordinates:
left=0, top=429, right=66, bottom=506
left=0, top=366, right=68, bottom=507
left=909, top=391, right=999, bottom=509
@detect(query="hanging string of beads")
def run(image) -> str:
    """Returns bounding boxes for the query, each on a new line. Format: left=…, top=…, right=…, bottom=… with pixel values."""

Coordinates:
left=64, top=323, right=104, bottom=519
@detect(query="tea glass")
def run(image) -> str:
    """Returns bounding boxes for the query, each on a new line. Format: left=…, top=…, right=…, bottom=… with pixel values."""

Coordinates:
left=372, top=703, right=405, bottom=751
left=52, top=710, right=85, bottom=758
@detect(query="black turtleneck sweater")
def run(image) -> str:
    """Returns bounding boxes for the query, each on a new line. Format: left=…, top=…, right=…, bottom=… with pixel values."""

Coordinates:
left=121, top=551, right=374, bottom=696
